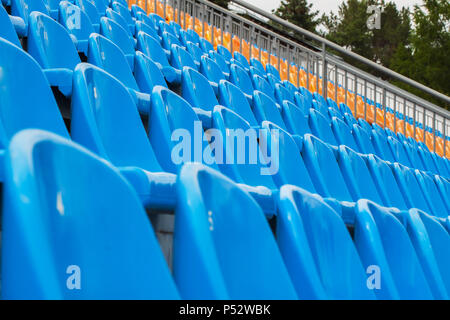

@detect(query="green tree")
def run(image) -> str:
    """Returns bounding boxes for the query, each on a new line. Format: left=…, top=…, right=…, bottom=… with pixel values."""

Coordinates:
left=272, top=0, right=321, bottom=32
left=390, top=0, right=450, bottom=108
left=209, top=0, right=230, bottom=10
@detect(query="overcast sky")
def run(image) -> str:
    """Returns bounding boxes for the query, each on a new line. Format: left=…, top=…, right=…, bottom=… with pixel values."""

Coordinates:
left=243, top=0, right=423, bottom=15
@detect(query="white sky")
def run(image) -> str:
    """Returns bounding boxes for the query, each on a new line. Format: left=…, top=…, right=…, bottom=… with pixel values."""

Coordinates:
left=243, top=0, right=423, bottom=15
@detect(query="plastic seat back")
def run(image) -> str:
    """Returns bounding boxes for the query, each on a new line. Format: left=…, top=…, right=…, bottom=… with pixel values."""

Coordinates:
left=260, top=122, right=316, bottom=192
left=59, top=1, right=94, bottom=52
left=302, top=134, right=352, bottom=201
left=170, top=44, right=197, bottom=71
left=414, top=171, right=449, bottom=218
left=100, top=17, right=135, bottom=66
left=71, top=63, right=161, bottom=172
left=2, top=129, right=179, bottom=299
left=387, top=136, right=412, bottom=167
left=106, top=7, right=132, bottom=37
left=337, top=145, right=383, bottom=203
left=112, top=1, right=134, bottom=31
left=250, top=57, right=265, bottom=74
left=308, top=108, right=338, bottom=146
left=137, top=31, right=171, bottom=68
left=199, top=37, right=214, bottom=53
left=331, top=117, right=359, bottom=151
left=404, top=209, right=450, bottom=299
left=209, top=50, right=230, bottom=76
left=161, top=30, right=182, bottom=51
left=218, top=80, right=258, bottom=127
left=266, top=63, right=280, bottom=80
left=134, top=51, right=168, bottom=93
left=403, top=141, right=427, bottom=171
left=278, top=185, right=375, bottom=299
left=89, top=0, right=107, bottom=16
left=434, top=175, right=450, bottom=212
left=0, top=38, right=69, bottom=149
left=371, top=130, right=396, bottom=162
left=217, top=44, right=233, bottom=61
left=75, top=0, right=100, bottom=31
left=354, top=200, right=433, bottom=299
left=135, top=20, right=160, bottom=42
left=186, top=41, right=203, bottom=66
left=391, top=163, right=432, bottom=213
left=274, top=83, right=295, bottom=105
left=149, top=86, right=218, bottom=173
left=179, top=29, right=198, bottom=47
left=212, top=106, right=276, bottom=189
left=88, top=33, right=138, bottom=90
left=174, top=163, right=297, bottom=299
left=229, top=63, right=254, bottom=97
left=0, top=4, right=22, bottom=47
left=418, top=145, right=440, bottom=174
left=199, top=55, right=226, bottom=85
left=352, top=124, right=377, bottom=155
left=253, top=91, right=287, bottom=130
left=364, top=154, right=408, bottom=209
left=181, top=67, right=218, bottom=113
left=11, top=0, right=49, bottom=26
left=233, top=51, right=250, bottom=69
left=28, top=11, right=80, bottom=70
left=252, top=74, right=275, bottom=101
left=281, top=100, right=311, bottom=136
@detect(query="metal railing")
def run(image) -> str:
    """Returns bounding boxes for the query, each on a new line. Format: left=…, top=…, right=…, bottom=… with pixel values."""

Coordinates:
left=130, top=0, right=450, bottom=157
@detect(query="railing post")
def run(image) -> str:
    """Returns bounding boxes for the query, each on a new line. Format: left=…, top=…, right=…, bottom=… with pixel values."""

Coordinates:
left=344, top=70, right=348, bottom=107
left=444, top=118, right=447, bottom=157
left=423, top=109, right=426, bottom=143
left=322, top=43, right=327, bottom=99
left=382, top=88, right=386, bottom=129
left=433, top=112, right=437, bottom=153
left=413, top=103, right=416, bottom=140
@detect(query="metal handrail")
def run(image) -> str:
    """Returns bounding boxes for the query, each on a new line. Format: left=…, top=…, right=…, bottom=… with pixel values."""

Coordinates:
left=130, top=0, right=450, bottom=156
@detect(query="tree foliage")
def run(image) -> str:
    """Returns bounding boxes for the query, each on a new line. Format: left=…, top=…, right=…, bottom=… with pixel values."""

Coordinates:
left=272, top=0, right=321, bottom=32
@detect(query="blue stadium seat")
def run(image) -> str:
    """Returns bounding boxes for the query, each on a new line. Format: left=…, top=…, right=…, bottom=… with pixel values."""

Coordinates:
left=158, top=20, right=177, bottom=38
left=181, top=67, right=218, bottom=121
left=2, top=129, right=179, bottom=299
left=46, top=0, right=63, bottom=19
left=75, top=0, right=100, bottom=32
left=260, top=122, right=316, bottom=191
left=387, top=136, right=413, bottom=167
left=211, top=106, right=277, bottom=189
left=337, top=145, right=384, bottom=204
left=149, top=86, right=218, bottom=173
left=353, top=200, right=434, bottom=299
left=0, top=37, right=69, bottom=156
left=161, top=30, right=182, bottom=51
left=218, top=80, right=258, bottom=127
left=11, top=0, right=49, bottom=27
left=253, top=91, right=287, bottom=131
left=179, top=28, right=199, bottom=47
left=136, top=31, right=181, bottom=85
left=217, top=44, right=233, bottom=62
left=169, top=44, right=198, bottom=71
left=88, top=33, right=140, bottom=92
left=280, top=100, right=311, bottom=137
left=414, top=170, right=449, bottom=218
left=209, top=50, right=230, bottom=78
left=89, top=0, right=107, bottom=16
left=174, top=163, right=297, bottom=299
left=71, top=63, right=162, bottom=172
left=371, top=130, right=396, bottom=162
left=186, top=41, right=203, bottom=67
left=308, top=109, right=338, bottom=146
left=27, top=11, right=80, bottom=96
left=352, top=123, right=377, bottom=155
left=169, top=21, right=182, bottom=37
left=148, top=13, right=164, bottom=31
left=100, top=17, right=135, bottom=67
left=249, top=65, right=265, bottom=79
left=330, top=117, right=360, bottom=151
left=233, top=51, right=250, bottom=70
left=277, top=185, right=375, bottom=299
left=134, top=51, right=168, bottom=92
left=343, top=111, right=358, bottom=127
left=402, top=208, right=450, bottom=299
left=301, top=134, right=352, bottom=202
left=391, top=162, right=433, bottom=214
left=199, top=37, right=214, bottom=53
left=229, top=63, right=254, bottom=100
left=418, top=145, right=440, bottom=175
left=106, top=7, right=134, bottom=37
left=282, top=80, right=298, bottom=98
left=112, top=1, right=135, bottom=33
left=434, top=175, right=450, bottom=212
left=274, top=83, right=295, bottom=106
left=199, top=55, right=226, bottom=87
left=135, top=20, right=161, bottom=43
left=58, top=1, right=94, bottom=55
left=252, top=74, right=276, bottom=101
left=0, top=4, right=22, bottom=48
left=130, top=3, right=145, bottom=19
left=250, top=57, right=265, bottom=74
left=402, top=140, right=427, bottom=171
left=266, top=63, right=280, bottom=80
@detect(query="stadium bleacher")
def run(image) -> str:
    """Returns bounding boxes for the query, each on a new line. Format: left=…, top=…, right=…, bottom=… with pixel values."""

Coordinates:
left=0, top=0, right=449, bottom=300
